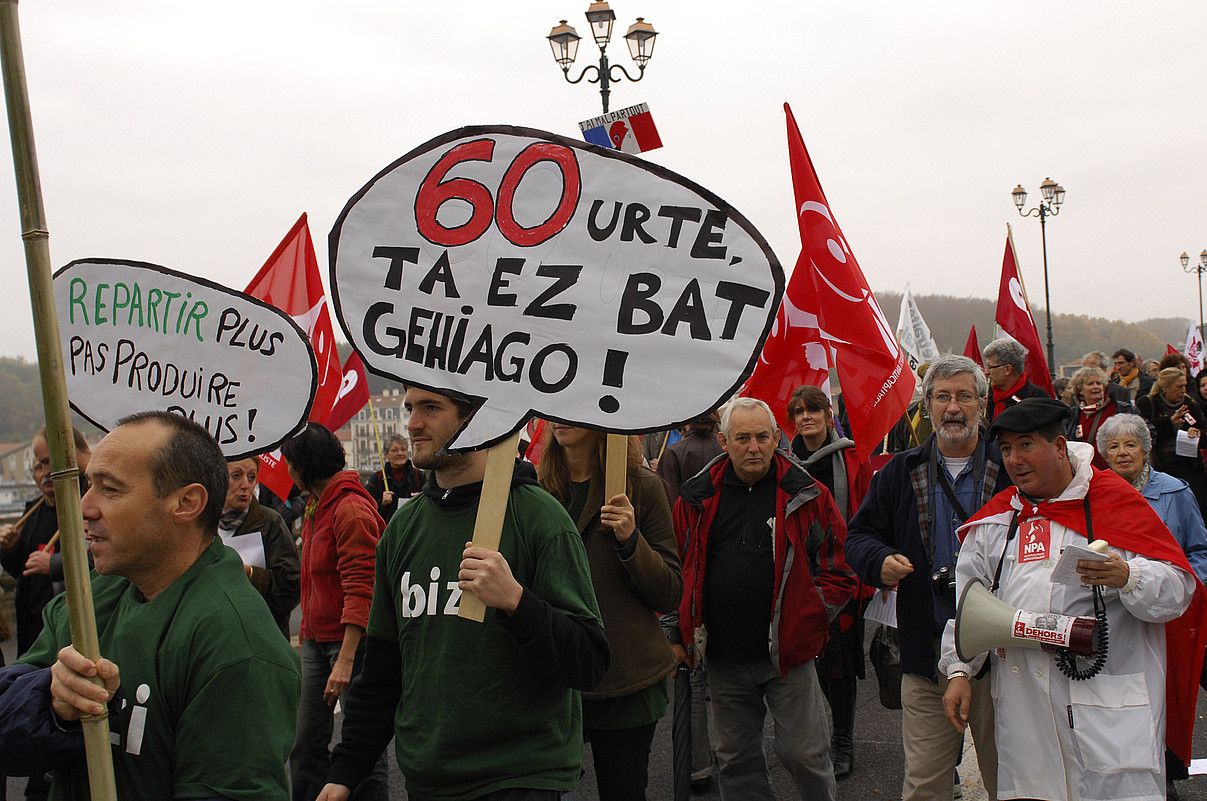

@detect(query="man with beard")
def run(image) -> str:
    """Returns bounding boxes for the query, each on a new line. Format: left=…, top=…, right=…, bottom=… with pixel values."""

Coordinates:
left=317, top=386, right=608, bottom=801
left=846, top=355, right=1012, bottom=800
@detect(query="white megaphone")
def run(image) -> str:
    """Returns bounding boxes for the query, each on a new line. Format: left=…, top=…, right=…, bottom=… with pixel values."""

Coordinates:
left=955, top=579, right=1099, bottom=663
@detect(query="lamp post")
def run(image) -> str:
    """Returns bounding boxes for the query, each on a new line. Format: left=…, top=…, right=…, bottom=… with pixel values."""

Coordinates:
left=1181, top=249, right=1207, bottom=339
left=1012, top=178, right=1066, bottom=375
left=547, top=2, right=657, bottom=114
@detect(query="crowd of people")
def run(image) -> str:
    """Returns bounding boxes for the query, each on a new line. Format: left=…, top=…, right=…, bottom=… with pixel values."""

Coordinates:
left=0, top=334, right=1202, bottom=801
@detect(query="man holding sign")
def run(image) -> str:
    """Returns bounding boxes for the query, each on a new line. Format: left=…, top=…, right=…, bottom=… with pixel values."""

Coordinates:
left=318, top=386, right=608, bottom=801
left=0, top=411, right=299, bottom=799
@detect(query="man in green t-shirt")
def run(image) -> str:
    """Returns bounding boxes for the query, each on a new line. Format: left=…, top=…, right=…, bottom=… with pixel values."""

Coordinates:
left=318, top=386, right=610, bottom=801
left=0, top=411, right=299, bottom=801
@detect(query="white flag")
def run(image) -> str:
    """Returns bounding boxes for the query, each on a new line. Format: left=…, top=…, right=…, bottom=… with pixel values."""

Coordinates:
left=895, top=285, right=941, bottom=371
left=1185, top=323, right=1205, bottom=373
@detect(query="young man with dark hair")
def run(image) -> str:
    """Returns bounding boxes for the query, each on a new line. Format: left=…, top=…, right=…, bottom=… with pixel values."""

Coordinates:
left=0, top=411, right=299, bottom=800
left=1113, top=347, right=1156, bottom=403
left=318, top=386, right=608, bottom=801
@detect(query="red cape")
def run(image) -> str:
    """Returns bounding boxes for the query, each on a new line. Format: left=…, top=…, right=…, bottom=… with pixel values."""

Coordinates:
left=961, top=467, right=1207, bottom=765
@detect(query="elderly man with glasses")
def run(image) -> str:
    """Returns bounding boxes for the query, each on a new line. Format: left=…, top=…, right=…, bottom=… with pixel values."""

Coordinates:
left=846, top=354, right=1011, bottom=800
left=982, top=337, right=1050, bottom=421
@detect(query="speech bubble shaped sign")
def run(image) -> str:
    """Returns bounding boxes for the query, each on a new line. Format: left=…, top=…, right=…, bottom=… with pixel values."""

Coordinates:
left=330, top=125, right=784, bottom=451
left=54, top=259, right=318, bottom=458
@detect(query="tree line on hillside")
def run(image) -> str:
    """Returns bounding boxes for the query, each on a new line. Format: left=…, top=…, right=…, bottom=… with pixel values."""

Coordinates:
left=877, top=291, right=1192, bottom=372
left=0, top=297, right=1193, bottom=443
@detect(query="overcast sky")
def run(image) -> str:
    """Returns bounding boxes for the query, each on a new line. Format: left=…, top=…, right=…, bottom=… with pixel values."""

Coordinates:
left=0, top=0, right=1202, bottom=361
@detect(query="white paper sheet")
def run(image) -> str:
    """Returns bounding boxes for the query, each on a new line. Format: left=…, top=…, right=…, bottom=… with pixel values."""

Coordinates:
left=864, top=589, right=897, bottom=628
left=1176, top=429, right=1200, bottom=458
left=222, top=530, right=266, bottom=569
left=1050, top=543, right=1108, bottom=587
left=1189, top=758, right=1207, bottom=775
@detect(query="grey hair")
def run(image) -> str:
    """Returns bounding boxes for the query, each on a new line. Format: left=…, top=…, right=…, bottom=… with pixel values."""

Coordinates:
left=920, top=354, right=989, bottom=400
left=385, top=433, right=408, bottom=449
left=720, top=397, right=778, bottom=436
left=982, top=337, right=1026, bottom=374
left=1070, top=366, right=1109, bottom=398
left=1095, top=413, right=1151, bottom=455
left=1081, top=351, right=1109, bottom=370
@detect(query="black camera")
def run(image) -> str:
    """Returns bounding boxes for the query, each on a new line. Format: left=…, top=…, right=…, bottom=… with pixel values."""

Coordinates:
left=931, top=566, right=956, bottom=605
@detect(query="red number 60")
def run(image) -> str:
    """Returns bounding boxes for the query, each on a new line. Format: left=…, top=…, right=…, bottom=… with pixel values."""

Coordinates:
left=415, top=138, right=581, bottom=249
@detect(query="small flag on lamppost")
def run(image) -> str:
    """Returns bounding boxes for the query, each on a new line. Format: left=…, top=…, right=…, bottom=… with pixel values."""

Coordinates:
left=579, top=102, right=662, bottom=153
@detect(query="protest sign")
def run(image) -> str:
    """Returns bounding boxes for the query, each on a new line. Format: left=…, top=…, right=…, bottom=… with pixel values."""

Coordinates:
left=54, top=259, right=318, bottom=458
left=330, top=125, right=784, bottom=452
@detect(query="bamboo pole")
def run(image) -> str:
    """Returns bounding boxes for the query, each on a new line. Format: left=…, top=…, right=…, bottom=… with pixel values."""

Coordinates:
left=0, top=3, right=117, bottom=799
left=367, top=394, right=387, bottom=486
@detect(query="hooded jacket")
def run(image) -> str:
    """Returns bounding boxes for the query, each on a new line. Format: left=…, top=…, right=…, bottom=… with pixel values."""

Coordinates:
left=673, top=451, right=855, bottom=674
left=299, top=470, right=385, bottom=642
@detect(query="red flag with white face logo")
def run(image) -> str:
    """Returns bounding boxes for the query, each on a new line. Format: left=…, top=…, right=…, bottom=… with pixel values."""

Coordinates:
left=245, top=213, right=342, bottom=499
left=324, top=352, right=371, bottom=432
left=994, top=228, right=1055, bottom=397
left=771, top=103, right=913, bottom=461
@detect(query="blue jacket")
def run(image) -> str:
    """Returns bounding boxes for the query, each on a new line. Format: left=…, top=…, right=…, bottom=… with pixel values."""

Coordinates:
left=845, top=433, right=1011, bottom=679
left=1142, top=468, right=1207, bottom=585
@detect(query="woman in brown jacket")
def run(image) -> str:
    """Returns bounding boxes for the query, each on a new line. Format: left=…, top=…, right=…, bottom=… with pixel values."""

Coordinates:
left=538, top=425, right=683, bottom=801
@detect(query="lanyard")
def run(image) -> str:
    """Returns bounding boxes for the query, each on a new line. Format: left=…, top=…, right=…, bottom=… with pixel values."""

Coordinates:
left=992, top=496, right=1094, bottom=593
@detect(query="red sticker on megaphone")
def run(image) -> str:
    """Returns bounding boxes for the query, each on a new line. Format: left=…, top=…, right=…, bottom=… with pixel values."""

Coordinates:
left=1019, top=519, right=1051, bottom=563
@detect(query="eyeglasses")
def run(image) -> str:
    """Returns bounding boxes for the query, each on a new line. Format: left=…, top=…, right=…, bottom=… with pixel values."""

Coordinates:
left=931, top=392, right=980, bottom=406
left=984, top=363, right=1007, bottom=372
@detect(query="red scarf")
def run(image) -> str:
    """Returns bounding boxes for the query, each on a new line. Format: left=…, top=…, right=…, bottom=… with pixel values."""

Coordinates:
left=990, top=374, right=1029, bottom=418
left=961, top=467, right=1207, bottom=764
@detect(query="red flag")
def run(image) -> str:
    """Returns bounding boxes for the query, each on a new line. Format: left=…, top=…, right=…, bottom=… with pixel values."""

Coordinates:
left=963, top=325, right=983, bottom=367
left=773, top=103, right=914, bottom=461
left=324, top=353, right=370, bottom=432
left=741, top=250, right=835, bottom=435
left=1167, top=343, right=1180, bottom=356
left=524, top=419, right=548, bottom=467
left=995, top=228, right=1055, bottom=397
left=245, top=214, right=342, bottom=499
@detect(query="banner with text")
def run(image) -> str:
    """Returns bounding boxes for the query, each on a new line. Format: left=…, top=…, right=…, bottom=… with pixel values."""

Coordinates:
left=330, top=125, right=783, bottom=451
left=54, top=259, right=318, bottom=458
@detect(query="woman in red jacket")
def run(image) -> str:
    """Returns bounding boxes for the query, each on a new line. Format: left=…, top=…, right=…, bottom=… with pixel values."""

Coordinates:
left=281, top=423, right=388, bottom=801
left=787, top=386, right=871, bottom=781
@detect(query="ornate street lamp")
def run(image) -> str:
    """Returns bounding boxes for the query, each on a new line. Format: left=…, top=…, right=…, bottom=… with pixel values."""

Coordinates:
left=1182, top=249, right=1207, bottom=339
left=1012, top=178, right=1066, bottom=376
left=547, top=2, right=658, bottom=114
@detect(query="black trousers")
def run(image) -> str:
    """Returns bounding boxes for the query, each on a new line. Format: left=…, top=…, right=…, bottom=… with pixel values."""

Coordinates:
left=586, top=722, right=659, bottom=801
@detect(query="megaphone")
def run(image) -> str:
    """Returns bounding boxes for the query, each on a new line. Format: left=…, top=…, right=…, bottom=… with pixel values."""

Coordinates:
left=955, top=579, right=1099, bottom=662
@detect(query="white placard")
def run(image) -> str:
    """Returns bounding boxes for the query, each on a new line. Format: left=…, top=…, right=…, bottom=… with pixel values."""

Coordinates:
left=54, top=260, right=317, bottom=458
left=1176, top=429, right=1200, bottom=458
left=330, top=125, right=783, bottom=451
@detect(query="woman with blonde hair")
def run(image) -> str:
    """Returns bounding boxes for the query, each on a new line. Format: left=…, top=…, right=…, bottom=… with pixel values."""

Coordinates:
left=1068, top=365, right=1134, bottom=469
left=538, top=425, right=682, bottom=801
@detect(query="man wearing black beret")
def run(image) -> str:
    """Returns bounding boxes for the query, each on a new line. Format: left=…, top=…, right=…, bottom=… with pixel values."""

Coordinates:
left=940, top=397, right=1207, bottom=801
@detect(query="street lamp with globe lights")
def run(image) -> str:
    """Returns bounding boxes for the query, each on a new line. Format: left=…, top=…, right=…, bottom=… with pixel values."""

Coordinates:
left=1012, top=178, right=1066, bottom=376
left=547, top=2, right=657, bottom=114
left=1181, top=249, right=1207, bottom=339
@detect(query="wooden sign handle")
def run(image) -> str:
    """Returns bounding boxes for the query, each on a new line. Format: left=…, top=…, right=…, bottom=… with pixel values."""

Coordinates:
left=605, top=433, right=627, bottom=504
left=458, top=430, right=523, bottom=623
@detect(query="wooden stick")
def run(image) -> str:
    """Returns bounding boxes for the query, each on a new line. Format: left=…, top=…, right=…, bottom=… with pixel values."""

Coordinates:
left=367, top=394, right=388, bottom=487
left=458, top=430, right=523, bottom=623
left=41, top=529, right=58, bottom=552
left=605, top=433, right=628, bottom=504
left=10, top=494, right=43, bottom=530
left=0, top=3, right=117, bottom=798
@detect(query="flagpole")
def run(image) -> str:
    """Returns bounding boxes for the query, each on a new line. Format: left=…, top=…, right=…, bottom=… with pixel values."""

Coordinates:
left=0, top=3, right=117, bottom=799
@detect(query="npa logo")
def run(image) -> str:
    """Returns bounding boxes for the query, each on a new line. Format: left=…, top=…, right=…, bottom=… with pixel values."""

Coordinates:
left=399, top=566, right=462, bottom=618
left=1019, top=519, right=1050, bottom=564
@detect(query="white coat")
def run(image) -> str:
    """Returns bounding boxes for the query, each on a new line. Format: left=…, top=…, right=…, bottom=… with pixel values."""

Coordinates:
left=940, top=442, right=1195, bottom=801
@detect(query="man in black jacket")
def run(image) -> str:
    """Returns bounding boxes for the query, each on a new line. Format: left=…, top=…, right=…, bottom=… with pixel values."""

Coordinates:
left=846, top=355, right=1011, bottom=801
left=317, top=387, right=608, bottom=801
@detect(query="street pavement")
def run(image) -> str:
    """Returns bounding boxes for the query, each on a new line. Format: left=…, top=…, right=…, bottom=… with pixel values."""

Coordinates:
left=7, top=630, right=1207, bottom=800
